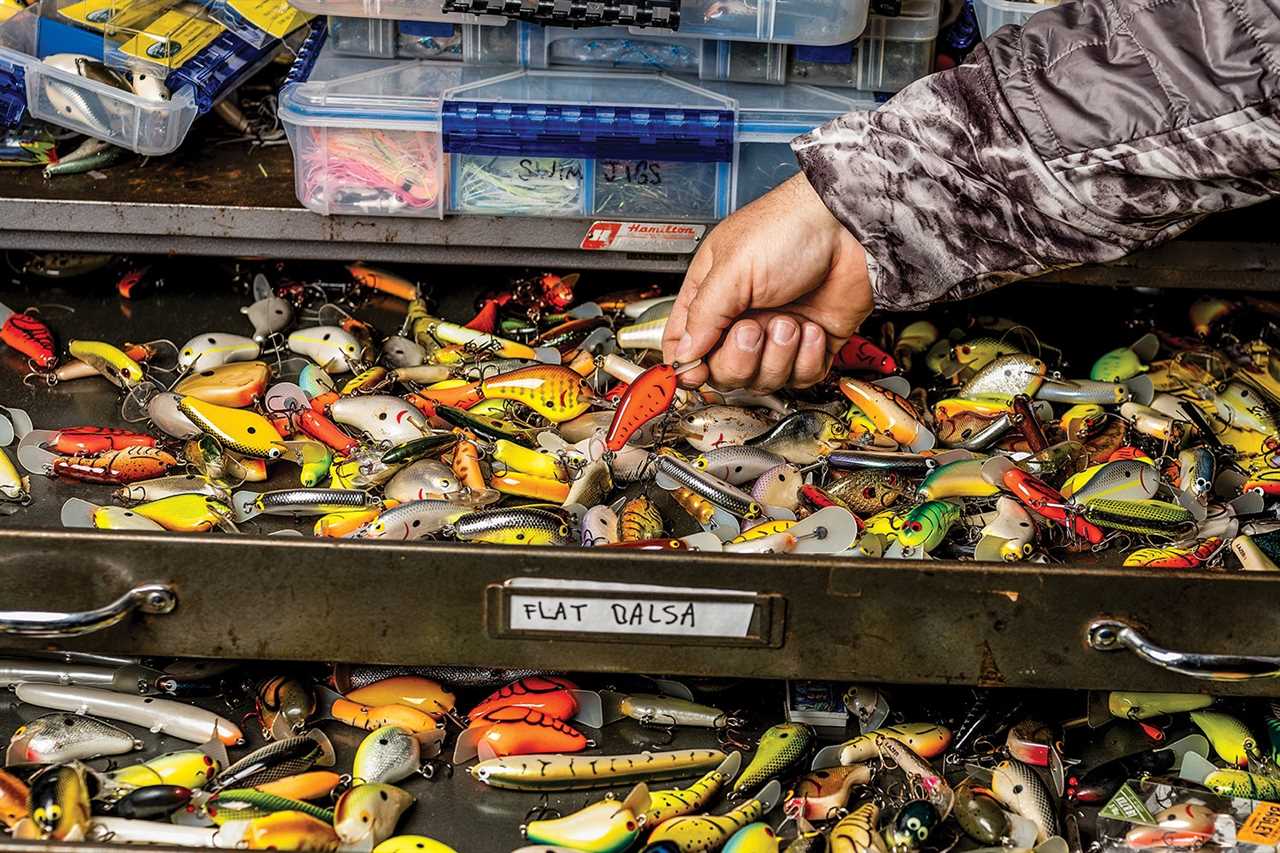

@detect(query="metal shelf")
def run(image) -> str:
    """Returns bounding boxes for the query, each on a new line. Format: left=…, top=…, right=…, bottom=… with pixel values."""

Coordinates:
left=0, top=133, right=1276, bottom=282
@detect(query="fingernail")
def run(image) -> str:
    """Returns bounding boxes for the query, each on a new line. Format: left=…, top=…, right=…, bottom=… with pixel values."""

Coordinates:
left=674, top=333, right=694, bottom=362
left=735, top=324, right=763, bottom=352
left=802, top=322, right=824, bottom=347
left=770, top=318, right=798, bottom=345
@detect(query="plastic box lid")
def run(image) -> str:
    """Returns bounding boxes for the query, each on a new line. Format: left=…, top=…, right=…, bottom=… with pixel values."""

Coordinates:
left=279, top=46, right=481, bottom=129
left=441, top=68, right=736, bottom=162
left=863, top=0, right=942, bottom=41
left=698, top=79, right=870, bottom=140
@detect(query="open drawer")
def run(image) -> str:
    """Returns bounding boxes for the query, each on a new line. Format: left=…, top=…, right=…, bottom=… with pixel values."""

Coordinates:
left=1, top=274, right=1279, bottom=697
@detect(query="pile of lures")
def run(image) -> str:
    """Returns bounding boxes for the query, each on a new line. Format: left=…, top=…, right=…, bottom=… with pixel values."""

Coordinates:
left=2, top=654, right=1280, bottom=853
left=5, top=265, right=1280, bottom=572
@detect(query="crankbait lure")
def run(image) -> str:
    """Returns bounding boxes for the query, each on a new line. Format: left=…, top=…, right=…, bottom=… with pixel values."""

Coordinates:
left=1190, top=710, right=1255, bottom=766
left=839, top=379, right=934, bottom=452
left=785, top=764, right=871, bottom=821
left=354, top=725, right=444, bottom=785
left=256, top=676, right=315, bottom=741
left=474, top=365, right=594, bottom=423
left=1123, top=801, right=1215, bottom=849
left=724, top=823, right=780, bottom=853
left=347, top=676, right=456, bottom=719
left=109, top=785, right=192, bottom=820
left=28, top=763, right=92, bottom=840
left=0, top=769, right=27, bottom=829
left=1205, top=768, right=1280, bottom=801
left=976, top=496, right=1038, bottom=562
left=645, top=780, right=782, bottom=853
left=654, top=455, right=762, bottom=520
left=524, top=783, right=650, bottom=853
left=676, top=406, right=773, bottom=453
left=374, top=837, right=457, bottom=853
left=960, top=355, right=1047, bottom=400
left=334, top=784, right=415, bottom=847
left=451, top=507, right=571, bottom=546
left=67, top=339, right=145, bottom=387
left=746, top=411, right=849, bottom=465
left=464, top=706, right=590, bottom=760
left=991, top=760, right=1056, bottom=843
left=173, top=362, right=271, bottom=408
left=0, top=302, right=56, bottom=368
left=471, top=748, right=728, bottom=792
left=177, top=332, right=260, bottom=372
left=288, top=326, right=364, bottom=373
left=643, top=752, right=741, bottom=826
left=178, top=397, right=285, bottom=459
left=1123, top=536, right=1223, bottom=568
left=1107, top=692, right=1213, bottom=720
left=886, top=801, right=941, bottom=853
left=734, top=723, right=813, bottom=794
left=828, top=801, right=885, bottom=853
left=108, top=747, right=222, bottom=789
left=331, top=698, right=440, bottom=734
left=470, top=675, right=578, bottom=721
left=238, top=809, right=341, bottom=851
left=954, top=782, right=1011, bottom=845
left=6, top=706, right=140, bottom=758
left=817, top=723, right=953, bottom=768
left=606, top=362, right=693, bottom=451
left=208, top=730, right=335, bottom=792
left=983, top=458, right=1104, bottom=544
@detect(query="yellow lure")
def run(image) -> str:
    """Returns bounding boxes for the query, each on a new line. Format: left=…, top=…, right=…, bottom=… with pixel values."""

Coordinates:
left=428, top=321, right=537, bottom=360
left=492, top=439, right=565, bottom=481
left=67, top=340, right=145, bottom=387
left=342, top=367, right=387, bottom=396
left=108, top=749, right=221, bottom=789
left=1190, top=710, right=1256, bottom=767
left=731, top=520, right=796, bottom=544
left=373, top=837, right=458, bottom=853
left=131, top=494, right=235, bottom=533
left=178, top=397, right=286, bottom=459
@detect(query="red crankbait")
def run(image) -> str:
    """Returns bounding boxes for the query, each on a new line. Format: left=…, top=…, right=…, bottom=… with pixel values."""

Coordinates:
left=45, top=427, right=156, bottom=455
left=1000, top=465, right=1104, bottom=544
left=469, top=676, right=579, bottom=721
left=0, top=303, right=57, bottom=369
left=50, top=446, right=179, bottom=485
left=467, top=706, right=589, bottom=758
left=605, top=361, right=699, bottom=452
left=833, top=335, right=897, bottom=374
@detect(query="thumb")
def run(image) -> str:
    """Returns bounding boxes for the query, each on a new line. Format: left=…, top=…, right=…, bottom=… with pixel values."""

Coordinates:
left=673, top=263, right=751, bottom=364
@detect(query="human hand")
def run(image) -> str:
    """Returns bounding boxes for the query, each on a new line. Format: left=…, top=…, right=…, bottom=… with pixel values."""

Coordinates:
left=661, top=172, right=873, bottom=392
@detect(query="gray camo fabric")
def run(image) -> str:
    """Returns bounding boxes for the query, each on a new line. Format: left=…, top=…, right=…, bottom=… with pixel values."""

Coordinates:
left=792, top=0, right=1280, bottom=310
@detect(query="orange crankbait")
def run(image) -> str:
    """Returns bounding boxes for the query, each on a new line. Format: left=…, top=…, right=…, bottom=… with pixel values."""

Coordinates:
left=330, top=698, right=438, bottom=734
left=45, top=427, right=155, bottom=455
left=468, top=706, right=589, bottom=758
left=833, top=335, right=897, bottom=374
left=469, top=676, right=579, bottom=721
left=478, top=366, right=593, bottom=423
left=606, top=363, right=679, bottom=452
left=52, top=446, right=178, bottom=484
left=0, top=304, right=56, bottom=369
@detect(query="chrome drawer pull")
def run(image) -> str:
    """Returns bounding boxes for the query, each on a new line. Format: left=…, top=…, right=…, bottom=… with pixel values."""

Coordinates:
left=0, top=583, right=176, bottom=638
left=1088, top=618, right=1280, bottom=681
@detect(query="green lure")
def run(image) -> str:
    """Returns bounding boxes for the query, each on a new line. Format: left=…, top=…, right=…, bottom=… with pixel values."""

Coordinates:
left=1091, top=347, right=1148, bottom=382
left=1084, top=499, right=1194, bottom=537
left=898, top=500, right=963, bottom=553
left=733, top=723, right=813, bottom=795
left=207, top=788, right=335, bottom=825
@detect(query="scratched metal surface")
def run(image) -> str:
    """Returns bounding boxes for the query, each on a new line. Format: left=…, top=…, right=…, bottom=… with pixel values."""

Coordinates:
left=1, top=281, right=1280, bottom=693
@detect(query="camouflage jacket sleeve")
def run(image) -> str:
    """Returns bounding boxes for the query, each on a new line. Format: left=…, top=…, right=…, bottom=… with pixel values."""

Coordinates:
left=791, top=0, right=1280, bottom=310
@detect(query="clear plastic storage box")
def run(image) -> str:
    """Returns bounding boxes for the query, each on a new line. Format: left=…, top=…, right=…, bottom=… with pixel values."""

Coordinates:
left=973, top=0, right=1055, bottom=33
left=700, top=79, right=871, bottom=209
left=287, top=0, right=505, bottom=27
left=632, top=0, right=869, bottom=45
left=462, top=20, right=785, bottom=83
left=442, top=69, right=736, bottom=219
left=787, top=0, right=939, bottom=93
left=280, top=51, right=739, bottom=221
left=328, top=16, right=463, bottom=59
left=0, top=0, right=292, bottom=155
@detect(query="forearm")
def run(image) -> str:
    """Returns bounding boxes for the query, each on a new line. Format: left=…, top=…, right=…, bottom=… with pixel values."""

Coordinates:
left=793, top=0, right=1280, bottom=310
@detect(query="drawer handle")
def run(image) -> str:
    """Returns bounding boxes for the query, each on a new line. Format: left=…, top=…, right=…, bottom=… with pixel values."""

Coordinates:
left=1088, top=618, right=1280, bottom=681
left=0, top=583, right=177, bottom=638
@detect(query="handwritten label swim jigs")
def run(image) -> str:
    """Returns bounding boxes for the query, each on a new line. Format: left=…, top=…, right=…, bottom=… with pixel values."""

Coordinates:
left=504, top=578, right=756, bottom=638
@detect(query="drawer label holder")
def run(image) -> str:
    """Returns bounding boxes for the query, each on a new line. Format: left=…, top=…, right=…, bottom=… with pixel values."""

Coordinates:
left=487, top=577, right=785, bottom=647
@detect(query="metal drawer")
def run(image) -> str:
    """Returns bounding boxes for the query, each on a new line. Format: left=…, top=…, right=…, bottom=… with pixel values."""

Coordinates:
left=2, top=279, right=1280, bottom=695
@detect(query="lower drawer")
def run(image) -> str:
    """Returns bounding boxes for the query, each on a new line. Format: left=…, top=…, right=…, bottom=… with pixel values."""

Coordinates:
left=3, top=526, right=1280, bottom=695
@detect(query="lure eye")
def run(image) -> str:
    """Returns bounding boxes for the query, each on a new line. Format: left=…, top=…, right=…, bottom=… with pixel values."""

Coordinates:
left=910, top=521, right=923, bottom=532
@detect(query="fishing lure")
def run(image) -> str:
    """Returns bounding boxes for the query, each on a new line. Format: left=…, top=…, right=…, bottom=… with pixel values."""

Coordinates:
left=1190, top=710, right=1255, bottom=766
left=1123, top=801, right=1215, bottom=849
left=334, top=783, right=416, bottom=847
left=817, top=723, right=952, bottom=769
left=975, top=496, right=1038, bottom=562
left=876, top=738, right=954, bottom=820
left=178, top=397, right=285, bottom=460
left=471, top=748, right=728, bottom=792
left=348, top=676, right=455, bottom=719
left=14, top=684, right=242, bottom=746
left=828, top=801, right=885, bottom=853
left=28, top=445, right=178, bottom=485
left=735, top=723, right=813, bottom=794
left=328, top=395, right=431, bottom=446
left=834, top=335, right=897, bottom=374
left=524, top=783, right=650, bottom=853
left=0, top=302, right=56, bottom=368
left=1083, top=498, right=1194, bottom=537
left=374, top=837, right=458, bottom=853
left=1205, top=768, right=1280, bottom=801
left=177, top=332, right=260, bottom=372
left=239, top=809, right=341, bottom=851
left=1123, top=537, right=1223, bottom=568
left=108, top=747, right=221, bottom=789
left=29, top=763, right=92, bottom=840
left=724, top=823, right=780, bottom=853
left=6, top=712, right=140, bottom=763
left=354, top=725, right=444, bottom=785
left=288, top=326, right=364, bottom=373
left=746, top=411, right=850, bottom=465
left=606, top=362, right=691, bottom=451
left=886, top=801, right=941, bottom=853
left=1107, top=692, right=1212, bottom=720
left=694, top=446, right=786, bottom=486
left=1091, top=346, right=1149, bottom=383
left=256, top=676, right=315, bottom=741
left=785, top=764, right=872, bottom=821
left=232, top=488, right=381, bottom=523
left=108, top=785, right=192, bottom=820
left=208, top=731, right=336, bottom=792
left=0, top=447, right=30, bottom=505
left=253, top=771, right=343, bottom=802
left=676, top=406, right=774, bottom=453
left=954, top=782, right=1011, bottom=845
left=896, top=500, right=962, bottom=555
left=838, top=379, right=934, bottom=452
left=451, top=507, right=571, bottom=546
left=655, top=454, right=762, bottom=521
left=619, top=694, right=731, bottom=729
left=206, top=788, right=333, bottom=825
left=643, top=752, right=741, bottom=826
left=984, top=458, right=1104, bottom=544
left=470, top=675, right=578, bottom=720
left=827, top=470, right=906, bottom=515
left=351, top=500, right=465, bottom=541
left=991, top=760, right=1056, bottom=843
left=331, top=698, right=440, bottom=734
left=128, top=494, right=238, bottom=533
left=1061, top=459, right=1159, bottom=504
left=620, top=495, right=667, bottom=541
left=645, top=780, right=782, bottom=853
left=174, top=362, right=271, bottom=408
left=66, top=339, right=145, bottom=387
left=28, top=426, right=154, bottom=455
left=464, top=706, right=590, bottom=760
left=0, top=769, right=27, bottom=828
left=960, top=355, right=1047, bottom=400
